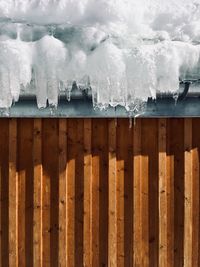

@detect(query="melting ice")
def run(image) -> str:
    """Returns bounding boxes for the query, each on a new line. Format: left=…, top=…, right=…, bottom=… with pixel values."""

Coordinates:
left=0, top=0, right=200, bottom=109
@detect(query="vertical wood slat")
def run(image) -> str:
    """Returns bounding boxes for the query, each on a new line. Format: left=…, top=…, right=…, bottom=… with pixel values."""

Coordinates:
left=184, top=118, right=192, bottom=267
left=8, top=119, right=18, bottom=267
left=33, top=119, right=43, bottom=267
left=158, top=119, right=167, bottom=267
left=133, top=119, right=142, bottom=267
left=58, top=119, right=67, bottom=267
left=67, top=120, right=76, bottom=267
left=116, top=120, right=125, bottom=267
left=83, top=119, right=92, bottom=267
left=172, top=119, right=184, bottom=267
left=91, top=120, right=100, bottom=267
left=18, top=119, right=34, bottom=267
left=0, top=120, right=9, bottom=267
left=108, top=119, right=117, bottom=267
left=18, top=120, right=26, bottom=267
left=1, top=118, right=200, bottom=266
left=141, top=120, right=150, bottom=267
left=192, top=119, right=200, bottom=267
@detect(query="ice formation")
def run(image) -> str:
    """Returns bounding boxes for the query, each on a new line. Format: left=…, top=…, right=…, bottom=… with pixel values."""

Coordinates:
left=0, top=0, right=200, bottom=109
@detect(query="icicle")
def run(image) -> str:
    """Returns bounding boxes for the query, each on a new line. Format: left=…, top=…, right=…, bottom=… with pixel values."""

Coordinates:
left=0, top=108, right=10, bottom=117
left=173, top=92, right=179, bottom=106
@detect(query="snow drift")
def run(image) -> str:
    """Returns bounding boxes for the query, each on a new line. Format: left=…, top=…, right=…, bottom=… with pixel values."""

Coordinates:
left=0, top=0, right=200, bottom=110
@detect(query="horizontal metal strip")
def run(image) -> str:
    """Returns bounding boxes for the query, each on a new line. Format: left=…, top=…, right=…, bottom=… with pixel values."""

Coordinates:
left=0, top=97, right=200, bottom=118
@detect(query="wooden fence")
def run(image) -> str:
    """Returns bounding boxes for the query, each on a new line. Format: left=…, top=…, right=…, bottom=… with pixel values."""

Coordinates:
left=0, top=118, right=200, bottom=267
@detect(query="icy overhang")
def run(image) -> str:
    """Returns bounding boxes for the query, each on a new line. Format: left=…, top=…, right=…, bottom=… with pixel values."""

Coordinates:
left=0, top=0, right=200, bottom=115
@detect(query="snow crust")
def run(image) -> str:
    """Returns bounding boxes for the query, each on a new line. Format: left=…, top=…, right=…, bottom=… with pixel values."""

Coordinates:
left=0, top=0, right=200, bottom=109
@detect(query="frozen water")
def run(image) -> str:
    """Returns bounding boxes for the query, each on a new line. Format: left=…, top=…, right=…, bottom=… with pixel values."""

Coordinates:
left=0, top=0, right=199, bottom=109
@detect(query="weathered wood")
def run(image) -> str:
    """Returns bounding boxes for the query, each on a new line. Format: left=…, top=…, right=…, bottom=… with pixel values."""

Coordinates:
left=42, top=119, right=59, bottom=266
left=192, top=119, right=200, bottom=267
left=83, top=119, right=92, bottom=267
left=133, top=119, right=142, bottom=267
left=75, top=119, right=84, bottom=267
left=0, top=118, right=199, bottom=266
left=92, top=119, right=108, bottom=267
left=58, top=119, right=67, bottom=267
left=0, top=120, right=9, bottom=267
left=18, top=119, right=33, bottom=267
left=33, top=119, right=43, bottom=267
left=108, top=119, right=117, bottom=267
left=8, top=119, right=18, bottom=267
left=184, top=118, right=194, bottom=267
left=141, top=119, right=150, bottom=267
left=171, top=119, right=184, bottom=267
left=159, top=119, right=170, bottom=267
left=67, top=119, right=76, bottom=267
left=116, top=119, right=124, bottom=267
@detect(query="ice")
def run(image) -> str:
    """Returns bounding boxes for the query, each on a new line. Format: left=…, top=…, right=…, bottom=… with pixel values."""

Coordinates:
left=0, top=37, right=32, bottom=107
left=33, top=35, right=68, bottom=108
left=0, top=0, right=199, bottom=110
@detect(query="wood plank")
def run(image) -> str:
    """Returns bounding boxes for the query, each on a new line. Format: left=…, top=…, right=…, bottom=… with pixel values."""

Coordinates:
left=33, top=119, right=43, bottom=267
left=184, top=118, right=199, bottom=267
left=75, top=119, right=84, bottom=267
left=0, top=120, right=9, bottom=266
left=99, top=120, right=108, bottom=267
left=116, top=119, right=125, bottom=267
left=184, top=118, right=193, bottom=267
left=58, top=119, right=67, bottom=267
left=18, top=119, right=34, bottom=267
left=133, top=118, right=142, bottom=267
left=122, top=119, right=133, bottom=267
left=8, top=119, right=18, bottom=267
left=171, top=119, right=184, bottom=267
left=42, top=119, right=59, bottom=266
left=148, top=119, right=159, bottom=267
left=92, top=119, right=108, bottom=267
left=83, top=119, right=92, bottom=267
left=49, top=120, right=59, bottom=266
left=159, top=119, right=172, bottom=267
left=67, top=119, right=76, bottom=267
left=191, top=119, right=200, bottom=267
left=166, top=120, right=174, bottom=267
left=91, top=120, right=100, bottom=266
left=108, top=119, right=117, bottom=267
left=25, top=120, right=34, bottom=267
left=141, top=120, right=150, bottom=267
left=42, top=119, right=51, bottom=267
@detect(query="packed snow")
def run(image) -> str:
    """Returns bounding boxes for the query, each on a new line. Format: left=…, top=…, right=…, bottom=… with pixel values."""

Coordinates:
left=0, top=0, right=200, bottom=110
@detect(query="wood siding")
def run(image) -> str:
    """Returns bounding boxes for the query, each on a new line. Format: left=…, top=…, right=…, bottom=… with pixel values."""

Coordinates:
left=0, top=118, right=200, bottom=266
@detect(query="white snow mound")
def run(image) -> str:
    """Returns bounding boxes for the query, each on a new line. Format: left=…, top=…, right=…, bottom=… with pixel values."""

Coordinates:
left=0, top=0, right=199, bottom=109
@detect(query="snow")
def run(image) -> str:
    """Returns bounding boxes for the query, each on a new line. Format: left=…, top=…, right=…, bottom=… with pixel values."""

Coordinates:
left=0, top=0, right=199, bottom=110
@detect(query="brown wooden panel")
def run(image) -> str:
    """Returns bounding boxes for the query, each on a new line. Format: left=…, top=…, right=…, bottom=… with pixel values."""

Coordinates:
left=17, top=119, right=34, bottom=267
left=58, top=119, right=67, bottom=267
left=9, top=119, right=18, bottom=267
left=192, top=119, right=200, bottom=267
left=0, top=118, right=199, bottom=266
left=83, top=119, right=92, bottom=267
left=67, top=119, right=76, bottom=267
left=92, top=119, right=108, bottom=267
left=42, top=119, right=59, bottom=267
left=0, top=120, right=9, bottom=267
left=108, top=119, right=117, bottom=267
left=170, top=119, right=184, bottom=267
left=133, top=118, right=142, bottom=267
left=159, top=119, right=174, bottom=267
left=33, top=119, right=43, bottom=267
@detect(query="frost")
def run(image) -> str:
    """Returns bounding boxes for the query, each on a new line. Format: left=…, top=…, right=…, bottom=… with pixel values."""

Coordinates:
left=0, top=0, right=199, bottom=110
